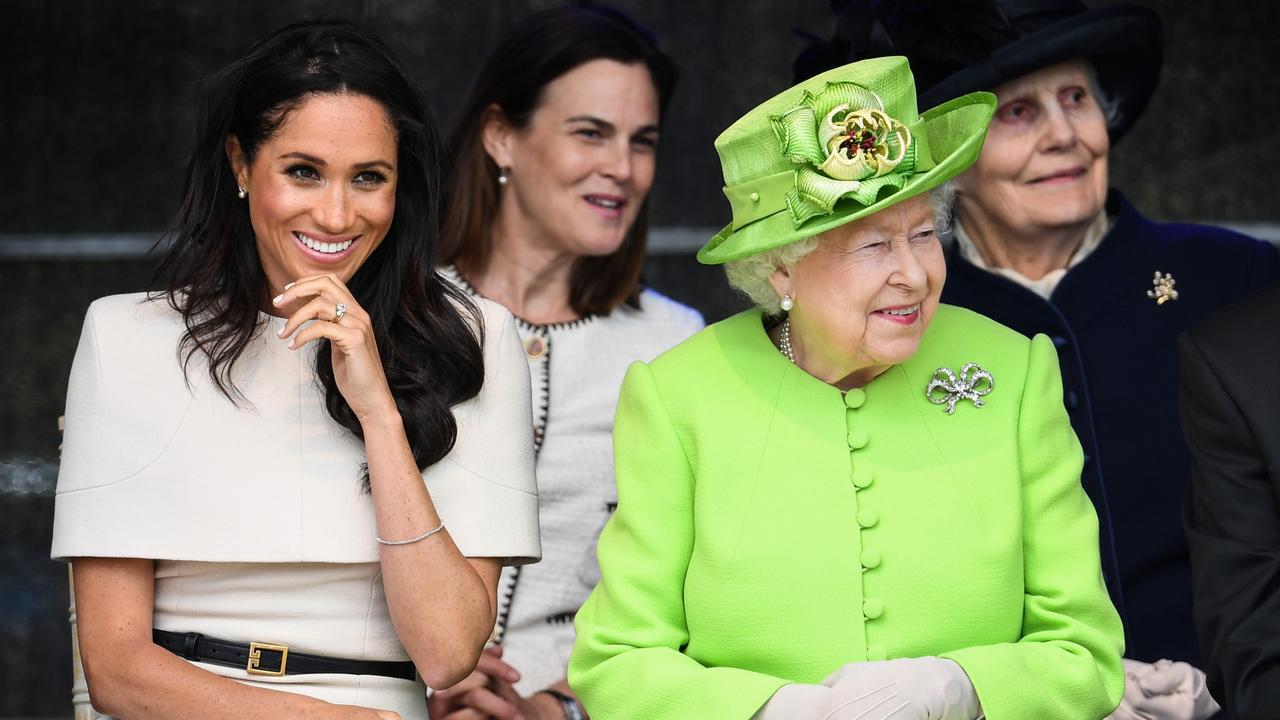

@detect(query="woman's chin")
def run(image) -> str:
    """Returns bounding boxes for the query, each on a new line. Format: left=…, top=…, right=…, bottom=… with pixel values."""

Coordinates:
left=570, top=231, right=630, bottom=258
left=859, top=338, right=923, bottom=369
left=1021, top=190, right=1106, bottom=229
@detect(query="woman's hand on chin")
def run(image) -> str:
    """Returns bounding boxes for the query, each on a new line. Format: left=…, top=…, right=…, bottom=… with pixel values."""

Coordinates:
left=274, top=273, right=398, bottom=423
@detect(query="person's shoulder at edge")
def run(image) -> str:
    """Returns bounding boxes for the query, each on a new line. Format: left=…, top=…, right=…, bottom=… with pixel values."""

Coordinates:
left=635, top=287, right=704, bottom=324
left=1184, top=280, right=1280, bottom=349
left=643, top=307, right=753, bottom=369
left=79, top=292, right=188, bottom=358
left=610, top=287, right=706, bottom=341
left=575, top=288, right=706, bottom=365
left=85, top=291, right=180, bottom=325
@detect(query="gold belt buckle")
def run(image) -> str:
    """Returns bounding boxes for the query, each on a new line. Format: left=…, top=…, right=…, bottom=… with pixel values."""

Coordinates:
left=246, top=641, right=289, bottom=676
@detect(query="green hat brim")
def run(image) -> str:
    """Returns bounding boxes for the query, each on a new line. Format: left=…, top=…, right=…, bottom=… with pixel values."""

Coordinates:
left=697, top=91, right=996, bottom=265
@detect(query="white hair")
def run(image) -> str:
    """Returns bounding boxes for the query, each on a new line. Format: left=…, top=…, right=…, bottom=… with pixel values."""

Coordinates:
left=724, top=182, right=956, bottom=315
left=1083, top=62, right=1121, bottom=132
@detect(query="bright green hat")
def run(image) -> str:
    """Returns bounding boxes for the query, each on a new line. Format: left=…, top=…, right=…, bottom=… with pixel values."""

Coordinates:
left=697, top=56, right=996, bottom=265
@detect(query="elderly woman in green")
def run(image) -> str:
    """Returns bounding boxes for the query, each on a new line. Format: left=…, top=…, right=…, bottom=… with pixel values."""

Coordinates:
left=568, top=57, right=1124, bottom=719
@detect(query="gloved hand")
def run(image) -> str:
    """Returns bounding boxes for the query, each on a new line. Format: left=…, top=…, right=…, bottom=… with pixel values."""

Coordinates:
left=752, top=680, right=903, bottom=720
left=822, top=657, right=982, bottom=720
left=752, top=656, right=983, bottom=720
left=1107, top=658, right=1221, bottom=720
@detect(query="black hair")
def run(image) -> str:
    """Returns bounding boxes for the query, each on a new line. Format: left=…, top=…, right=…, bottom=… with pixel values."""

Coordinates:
left=153, top=18, right=484, bottom=483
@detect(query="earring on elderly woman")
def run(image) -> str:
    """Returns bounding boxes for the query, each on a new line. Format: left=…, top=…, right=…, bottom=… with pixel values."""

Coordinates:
left=780, top=293, right=794, bottom=311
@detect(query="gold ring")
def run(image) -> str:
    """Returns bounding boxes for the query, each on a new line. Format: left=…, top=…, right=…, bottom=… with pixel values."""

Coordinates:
left=334, top=302, right=347, bottom=323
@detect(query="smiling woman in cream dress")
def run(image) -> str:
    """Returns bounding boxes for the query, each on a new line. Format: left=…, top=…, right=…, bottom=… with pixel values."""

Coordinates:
left=53, top=19, right=539, bottom=719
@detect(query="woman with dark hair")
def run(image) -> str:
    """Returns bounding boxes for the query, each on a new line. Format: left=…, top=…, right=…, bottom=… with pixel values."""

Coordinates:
left=429, top=6, right=701, bottom=719
left=51, top=19, right=539, bottom=718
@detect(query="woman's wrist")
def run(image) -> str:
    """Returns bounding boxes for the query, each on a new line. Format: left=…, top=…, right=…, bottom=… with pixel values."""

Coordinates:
left=537, top=687, right=586, bottom=720
left=357, top=402, right=403, bottom=433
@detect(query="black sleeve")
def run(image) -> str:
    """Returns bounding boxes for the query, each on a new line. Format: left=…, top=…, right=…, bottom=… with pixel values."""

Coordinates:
left=1179, top=332, right=1280, bottom=720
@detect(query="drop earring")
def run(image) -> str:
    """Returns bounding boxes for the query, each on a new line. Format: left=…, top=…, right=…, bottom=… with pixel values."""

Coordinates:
left=780, top=294, right=794, bottom=312
left=497, top=167, right=509, bottom=186
left=237, top=185, right=247, bottom=199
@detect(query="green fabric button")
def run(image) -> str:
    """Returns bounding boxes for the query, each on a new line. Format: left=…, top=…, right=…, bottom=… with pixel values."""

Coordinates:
left=863, top=598, right=883, bottom=619
left=847, top=428, right=868, bottom=449
left=851, top=469, right=873, bottom=488
left=866, top=644, right=887, bottom=661
left=857, top=509, right=878, bottom=528
left=844, top=388, right=866, bottom=409
left=860, top=547, right=881, bottom=569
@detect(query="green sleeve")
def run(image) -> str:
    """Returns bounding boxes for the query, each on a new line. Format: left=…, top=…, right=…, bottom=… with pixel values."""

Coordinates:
left=568, top=362, right=788, bottom=719
left=941, top=334, right=1125, bottom=718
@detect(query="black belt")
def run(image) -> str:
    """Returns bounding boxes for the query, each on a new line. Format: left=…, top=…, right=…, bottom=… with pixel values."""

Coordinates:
left=153, top=629, right=416, bottom=681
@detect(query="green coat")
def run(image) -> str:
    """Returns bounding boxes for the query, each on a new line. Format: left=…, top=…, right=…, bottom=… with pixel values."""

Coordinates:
left=569, top=305, right=1124, bottom=719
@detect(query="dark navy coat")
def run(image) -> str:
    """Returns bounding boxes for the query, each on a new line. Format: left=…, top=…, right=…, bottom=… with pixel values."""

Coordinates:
left=941, top=191, right=1280, bottom=665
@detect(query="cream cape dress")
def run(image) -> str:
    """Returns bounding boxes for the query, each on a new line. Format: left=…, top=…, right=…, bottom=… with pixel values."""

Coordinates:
left=52, top=293, right=541, bottom=717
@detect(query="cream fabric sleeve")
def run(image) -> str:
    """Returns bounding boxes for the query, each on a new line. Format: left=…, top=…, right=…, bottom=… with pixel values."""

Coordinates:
left=424, top=299, right=541, bottom=565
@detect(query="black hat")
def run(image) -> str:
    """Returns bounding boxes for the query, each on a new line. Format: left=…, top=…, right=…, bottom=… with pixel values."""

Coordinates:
left=794, top=0, right=1162, bottom=142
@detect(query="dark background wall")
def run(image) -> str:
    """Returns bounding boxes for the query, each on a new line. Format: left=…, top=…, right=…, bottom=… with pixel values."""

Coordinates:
left=3, top=1, right=1278, bottom=716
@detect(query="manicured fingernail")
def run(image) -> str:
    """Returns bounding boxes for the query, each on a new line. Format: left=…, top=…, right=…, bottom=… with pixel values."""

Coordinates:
left=272, top=294, right=284, bottom=305
left=284, top=282, right=295, bottom=289
left=287, top=338, right=295, bottom=349
left=277, top=326, right=286, bottom=337
left=508, top=670, right=520, bottom=682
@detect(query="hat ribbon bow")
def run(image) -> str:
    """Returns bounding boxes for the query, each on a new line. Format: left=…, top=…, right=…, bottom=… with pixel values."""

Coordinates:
left=724, top=81, right=935, bottom=231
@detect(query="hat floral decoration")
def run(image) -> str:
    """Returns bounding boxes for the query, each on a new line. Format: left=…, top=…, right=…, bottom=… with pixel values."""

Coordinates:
left=773, top=83, right=918, bottom=226
left=698, top=56, right=995, bottom=265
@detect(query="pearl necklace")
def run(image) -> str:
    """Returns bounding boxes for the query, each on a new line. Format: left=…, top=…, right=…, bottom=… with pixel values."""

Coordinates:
left=779, top=317, right=796, bottom=364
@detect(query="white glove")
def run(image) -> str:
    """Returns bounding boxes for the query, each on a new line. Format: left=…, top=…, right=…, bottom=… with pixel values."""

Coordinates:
left=753, top=681, right=903, bottom=720
left=823, top=657, right=982, bottom=720
left=1107, top=658, right=1221, bottom=720
left=753, top=657, right=982, bottom=720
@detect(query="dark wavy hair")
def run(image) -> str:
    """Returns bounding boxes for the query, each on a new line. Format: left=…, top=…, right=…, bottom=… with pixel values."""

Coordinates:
left=153, top=18, right=484, bottom=482
left=441, top=5, right=678, bottom=316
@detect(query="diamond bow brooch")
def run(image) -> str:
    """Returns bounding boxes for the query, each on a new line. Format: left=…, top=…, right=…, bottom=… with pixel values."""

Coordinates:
left=926, top=363, right=994, bottom=415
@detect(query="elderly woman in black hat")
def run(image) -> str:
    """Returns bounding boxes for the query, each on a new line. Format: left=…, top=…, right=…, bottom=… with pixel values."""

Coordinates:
left=795, top=2, right=1280, bottom=719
